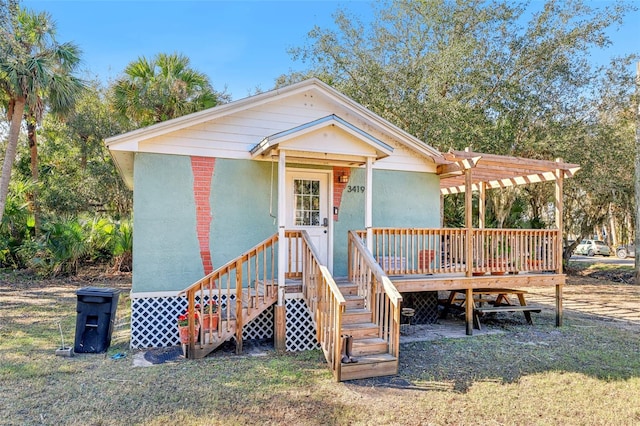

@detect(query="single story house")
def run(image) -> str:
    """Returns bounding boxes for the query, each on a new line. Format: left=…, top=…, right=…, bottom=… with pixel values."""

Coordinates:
left=106, top=78, right=578, bottom=381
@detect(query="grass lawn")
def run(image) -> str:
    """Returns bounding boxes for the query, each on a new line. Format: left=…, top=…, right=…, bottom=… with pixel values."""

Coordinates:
left=2, top=267, right=640, bottom=425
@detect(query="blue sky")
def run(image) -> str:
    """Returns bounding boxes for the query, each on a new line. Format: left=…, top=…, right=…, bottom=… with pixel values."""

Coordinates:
left=22, top=0, right=640, bottom=101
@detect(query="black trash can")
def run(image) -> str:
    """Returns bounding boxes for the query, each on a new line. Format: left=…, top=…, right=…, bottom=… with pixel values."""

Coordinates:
left=74, top=287, right=120, bottom=353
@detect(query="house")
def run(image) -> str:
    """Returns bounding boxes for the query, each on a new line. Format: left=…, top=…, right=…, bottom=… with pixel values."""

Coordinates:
left=106, top=78, right=579, bottom=381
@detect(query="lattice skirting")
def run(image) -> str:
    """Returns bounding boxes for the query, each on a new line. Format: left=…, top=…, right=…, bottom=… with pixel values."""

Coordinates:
left=401, top=291, right=439, bottom=324
left=285, top=298, right=320, bottom=352
left=131, top=294, right=319, bottom=352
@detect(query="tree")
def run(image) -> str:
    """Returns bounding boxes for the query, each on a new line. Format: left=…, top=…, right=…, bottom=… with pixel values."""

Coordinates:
left=289, top=0, right=629, bottom=152
left=285, top=0, right=637, bottom=252
left=0, top=3, right=84, bottom=226
left=635, top=61, right=640, bottom=283
left=5, top=80, right=133, bottom=218
left=20, top=8, right=84, bottom=230
left=112, top=52, right=229, bottom=127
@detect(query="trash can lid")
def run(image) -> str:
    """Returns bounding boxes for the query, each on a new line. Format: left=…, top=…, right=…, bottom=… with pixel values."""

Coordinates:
left=76, top=287, right=121, bottom=297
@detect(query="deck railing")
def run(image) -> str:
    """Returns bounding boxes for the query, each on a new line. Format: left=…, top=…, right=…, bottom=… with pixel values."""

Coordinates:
left=283, top=230, right=307, bottom=279
left=178, top=233, right=279, bottom=357
left=348, top=231, right=402, bottom=359
left=297, top=230, right=346, bottom=381
left=362, top=228, right=561, bottom=276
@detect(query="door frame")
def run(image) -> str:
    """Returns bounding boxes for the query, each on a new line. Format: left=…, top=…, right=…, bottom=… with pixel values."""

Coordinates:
left=285, top=167, right=334, bottom=273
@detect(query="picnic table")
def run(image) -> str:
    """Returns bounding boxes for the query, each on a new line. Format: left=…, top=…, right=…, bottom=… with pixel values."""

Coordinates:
left=441, top=288, right=541, bottom=330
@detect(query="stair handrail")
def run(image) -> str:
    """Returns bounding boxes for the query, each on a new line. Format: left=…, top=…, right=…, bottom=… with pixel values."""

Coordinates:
left=298, top=230, right=346, bottom=381
left=178, top=233, right=279, bottom=358
left=348, top=231, right=403, bottom=358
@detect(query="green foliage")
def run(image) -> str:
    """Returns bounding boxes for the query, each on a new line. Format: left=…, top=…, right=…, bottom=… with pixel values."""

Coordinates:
left=0, top=178, right=34, bottom=268
left=0, top=2, right=85, bottom=226
left=11, top=215, right=133, bottom=276
left=17, top=216, right=86, bottom=276
left=111, top=220, right=132, bottom=272
left=287, top=0, right=637, bottom=234
left=112, top=52, right=230, bottom=127
left=6, top=81, right=133, bottom=219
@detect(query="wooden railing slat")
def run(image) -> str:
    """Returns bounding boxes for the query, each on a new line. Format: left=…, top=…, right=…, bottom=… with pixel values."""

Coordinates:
left=178, top=233, right=279, bottom=358
left=366, top=227, right=560, bottom=275
left=348, top=231, right=402, bottom=361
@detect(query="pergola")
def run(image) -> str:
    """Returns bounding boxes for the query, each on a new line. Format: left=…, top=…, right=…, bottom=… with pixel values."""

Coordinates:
left=414, top=148, right=581, bottom=336
left=435, top=148, right=580, bottom=272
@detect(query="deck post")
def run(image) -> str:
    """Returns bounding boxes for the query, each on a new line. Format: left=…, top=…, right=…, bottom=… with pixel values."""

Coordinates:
left=275, top=150, right=287, bottom=351
left=464, top=167, right=473, bottom=278
left=235, top=259, right=244, bottom=354
left=556, top=282, right=563, bottom=327
left=465, top=288, right=474, bottom=336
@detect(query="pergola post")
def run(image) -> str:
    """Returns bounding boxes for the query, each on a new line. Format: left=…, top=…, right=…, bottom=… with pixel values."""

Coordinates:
left=464, top=168, right=474, bottom=336
left=554, top=160, right=564, bottom=327
left=478, top=182, right=486, bottom=229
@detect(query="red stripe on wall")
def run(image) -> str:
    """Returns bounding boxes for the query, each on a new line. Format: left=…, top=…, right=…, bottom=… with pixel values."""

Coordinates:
left=191, top=156, right=216, bottom=274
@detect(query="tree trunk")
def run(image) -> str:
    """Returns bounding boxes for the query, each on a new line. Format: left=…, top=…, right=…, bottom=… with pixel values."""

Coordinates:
left=608, top=204, right=617, bottom=246
left=27, top=120, right=41, bottom=233
left=635, top=62, right=640, bottom=285
left=0, top=98, right=26, bottom=226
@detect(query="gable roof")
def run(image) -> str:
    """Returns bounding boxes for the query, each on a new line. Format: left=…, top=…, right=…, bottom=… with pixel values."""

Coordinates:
left=105, top=78, right=443, bottom=187
left=250, top=114, right=394, bottom=165
left=104, top=78, right=579, bottom=194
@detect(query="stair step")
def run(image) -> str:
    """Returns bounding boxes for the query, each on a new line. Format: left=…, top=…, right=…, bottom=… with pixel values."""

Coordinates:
left=344, top=294, right=365, bottom=309
left=342, top=308, right=371, bottom=324
left=341, top=322, right=378, bottom=339
left=336, top=278, right=358, bottom=296
left=340, top=353, right=398, bottom=381
left=351, top=337, right=388, bottom=356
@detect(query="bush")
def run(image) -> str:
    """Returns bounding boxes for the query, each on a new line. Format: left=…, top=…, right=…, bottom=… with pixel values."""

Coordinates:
left=8, top=214, right=133, bottom=276
left=0, top=179, right=35, bottom=269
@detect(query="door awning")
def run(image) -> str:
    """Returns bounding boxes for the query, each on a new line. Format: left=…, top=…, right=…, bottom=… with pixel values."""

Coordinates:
left=250, top=115, right=393, bottom=166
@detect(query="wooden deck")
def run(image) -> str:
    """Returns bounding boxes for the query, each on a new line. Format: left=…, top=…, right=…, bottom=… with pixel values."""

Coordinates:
left=387, top=271, right=564, bottom=336
left=389, top=272, right=564, bottom=293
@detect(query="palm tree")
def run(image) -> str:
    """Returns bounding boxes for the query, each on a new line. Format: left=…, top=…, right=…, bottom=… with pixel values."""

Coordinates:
left=112, top=52, right=228, bottom=127
left=0, top=4, right=84, bottom=226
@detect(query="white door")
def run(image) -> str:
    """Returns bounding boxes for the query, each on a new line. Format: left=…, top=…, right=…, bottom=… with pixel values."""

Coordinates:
left=286, top=170, right=331, bottom=270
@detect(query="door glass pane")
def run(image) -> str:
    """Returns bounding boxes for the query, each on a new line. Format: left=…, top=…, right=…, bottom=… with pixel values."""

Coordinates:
left=293, top=178, right=321, bottom=226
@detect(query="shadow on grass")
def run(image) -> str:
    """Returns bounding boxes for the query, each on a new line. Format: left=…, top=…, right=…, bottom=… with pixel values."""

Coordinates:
left=348, top=312, right=640, bottom=393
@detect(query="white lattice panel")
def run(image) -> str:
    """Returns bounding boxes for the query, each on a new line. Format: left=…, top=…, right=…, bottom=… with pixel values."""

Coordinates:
left=132, top=294, right=306, bottom=349
left=285, top=298, right=320, bottom=351
left=131, top=296, right=185, bottom=348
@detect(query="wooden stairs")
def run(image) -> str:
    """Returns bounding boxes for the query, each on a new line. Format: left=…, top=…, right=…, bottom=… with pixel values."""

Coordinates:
left=335, top=278, right=399, bottom=381
left=189, top=289, right=277, bottom=359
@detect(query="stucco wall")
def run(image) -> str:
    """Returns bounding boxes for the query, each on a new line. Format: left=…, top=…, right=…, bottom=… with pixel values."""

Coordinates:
left=372, top=169, right=440, bottom=227
left=331, top=168, right=440, bottom=277
left=209, top=158, right=277, bottom=266
left=132, top=153, right=439, bottom=292
left=132, top=154, right=277, bottom=293
left=132, top=153, right=203, bottom=293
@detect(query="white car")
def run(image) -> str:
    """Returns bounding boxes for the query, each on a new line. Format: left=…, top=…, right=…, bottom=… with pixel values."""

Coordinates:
left=574, top=240, right=611, bottom=257
left=616, top=244, right=635, bottom=259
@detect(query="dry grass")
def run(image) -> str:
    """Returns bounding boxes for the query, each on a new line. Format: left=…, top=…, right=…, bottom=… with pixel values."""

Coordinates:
left=2, top=267, right=640, bottom=425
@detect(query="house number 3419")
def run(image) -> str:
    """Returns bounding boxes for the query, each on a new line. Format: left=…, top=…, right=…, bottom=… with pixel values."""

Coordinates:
left=347, top=185, right=365, bottom=193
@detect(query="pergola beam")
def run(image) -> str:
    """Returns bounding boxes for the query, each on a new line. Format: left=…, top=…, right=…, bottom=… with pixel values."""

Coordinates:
left=438, top=149, right=580, bottom=194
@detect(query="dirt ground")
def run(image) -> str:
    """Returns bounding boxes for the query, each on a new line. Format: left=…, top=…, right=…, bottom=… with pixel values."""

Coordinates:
left=2, top=266, right=640, bottom=341
left=525, top=272, right=640, bottom=331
